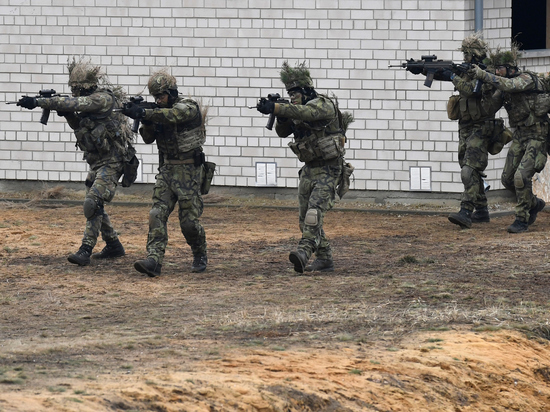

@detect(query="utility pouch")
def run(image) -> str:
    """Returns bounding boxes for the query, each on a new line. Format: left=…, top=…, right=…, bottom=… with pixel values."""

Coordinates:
left=201, top=161, right=216, bottom=194
left=488, top=118, right=513, bottom=155
left=337, top=162, right=355, bottom=199
left=447, top=95, right=460, bottom=120
left=194, top=150, right=206, bottom=167
left=121, top=154, right=140, bottom=187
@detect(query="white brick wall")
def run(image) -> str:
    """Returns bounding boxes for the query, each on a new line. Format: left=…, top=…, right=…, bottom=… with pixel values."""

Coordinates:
left=1, top=0, right=549, bottom=194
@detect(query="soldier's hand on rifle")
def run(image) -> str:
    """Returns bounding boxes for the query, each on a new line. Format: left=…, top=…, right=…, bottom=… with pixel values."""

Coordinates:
left=17, top=96, right=38, bottom=110
left=122, top=102, right=145, bottom=119
left=256, top=98, right=275, bottom=115
left=437, top=68, right=454, bottom=81
left=468, top=64, right=489, bottom=81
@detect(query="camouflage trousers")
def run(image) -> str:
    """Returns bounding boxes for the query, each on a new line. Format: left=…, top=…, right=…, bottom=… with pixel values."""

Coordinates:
left=82, top=162, right=124, bottom=248
left=146, top=163, right=206, bottom=264
left=501, top=124, right=548, bottom=221
left=297, top=162, right=342, bottom=260
left=457, top=122, right=491, bottom=212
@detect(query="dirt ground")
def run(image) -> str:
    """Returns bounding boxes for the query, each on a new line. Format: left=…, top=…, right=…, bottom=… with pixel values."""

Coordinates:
left=2, top=188, right=550, bottom=411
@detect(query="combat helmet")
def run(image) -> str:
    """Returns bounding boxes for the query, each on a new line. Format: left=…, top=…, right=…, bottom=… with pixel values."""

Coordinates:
left=460, top=32, right=489, bottom=62
left=280, top=61, right=314, bottom=91
left=147, top=69, right=178, bottom=96
left=67, top=57, right=103, bottom=94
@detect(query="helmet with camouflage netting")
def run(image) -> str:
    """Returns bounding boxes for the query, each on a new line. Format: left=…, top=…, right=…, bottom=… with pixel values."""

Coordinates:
left=280, top=61, right=315, bottom=91
left=147, top=68, right=178, bottom=96
left=487, top=41, right=521, bottom=69
left=67, top=57, right=104, bottom=95
left=460, top=32, right=489, bottom=62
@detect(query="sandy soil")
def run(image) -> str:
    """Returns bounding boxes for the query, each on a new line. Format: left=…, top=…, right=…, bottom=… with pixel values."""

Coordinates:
left=1, top=191, right=550, bottom=411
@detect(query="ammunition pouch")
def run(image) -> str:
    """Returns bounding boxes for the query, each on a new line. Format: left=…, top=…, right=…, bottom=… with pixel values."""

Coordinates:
left=447, top=95, right=460, bottom=120
left=288, top=133, right=343, bottom=163
left=201, top=161, right=216, bottom=195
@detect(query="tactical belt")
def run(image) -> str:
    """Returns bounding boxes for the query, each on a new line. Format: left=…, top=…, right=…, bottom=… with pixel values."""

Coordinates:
left=305, top=158, right=341, bottom=168
left=163, top=158, right=195, bottom=165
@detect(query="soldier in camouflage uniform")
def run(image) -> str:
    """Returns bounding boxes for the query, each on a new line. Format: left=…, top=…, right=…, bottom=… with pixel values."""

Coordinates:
left=471, top=46, right=548, bottom=233
left=445, top=33, right=508, bottom=229
left=17, top=57, right=134, bottom=265
left=122, top=69, right=208, bottom=277
left=257, top=62, right=350, bottom=273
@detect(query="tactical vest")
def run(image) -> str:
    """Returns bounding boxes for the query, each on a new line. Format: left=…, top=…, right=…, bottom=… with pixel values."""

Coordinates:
left=156, top=98, right=204, bottom=160
left=287, top=94, right=346, bottom=164
left=505, top=72, right=550, bottom=127
left=74, top=90, right=131, bottom=165
left=457, top=82, right=499, bottom=123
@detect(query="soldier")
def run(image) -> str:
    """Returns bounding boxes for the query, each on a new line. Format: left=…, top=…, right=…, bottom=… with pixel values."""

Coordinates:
left=444, top=33, right=508, bottom=229
left=17, top=57, right=134, bottom=265
left=121, top=69, right=208, bottom=277
left=257, top=62, right=352, bottom=273
left=470, top=45, right=548, bottom=233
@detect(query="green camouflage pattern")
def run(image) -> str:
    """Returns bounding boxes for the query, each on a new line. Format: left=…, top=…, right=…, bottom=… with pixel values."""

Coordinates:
left=501, top=124, right=548, bottom=221
left=140, top=97, right=203, bottom=160
left=451, top=75, right=504, bottom=211
left=145, top=164, right=205, bottom=264
left=275, top=94, right=339, bottom=137
left=297, top=163, right=341, bottom=260
left=37, top=90, right=131, bottom=168
left=82, top=162, right=124, bottom=248
left=139, top=96, right=206, bottom=264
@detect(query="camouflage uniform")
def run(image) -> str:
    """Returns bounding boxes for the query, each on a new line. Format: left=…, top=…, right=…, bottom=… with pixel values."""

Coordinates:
left=19, top=58, right=132, bottom=265
left=473, top=55, right=548, bottom=233
left=447, top=34, right=506, bottom=229
left=128, top=70, right=208, bottom=277
left=258, top=62, right=348, bottom=273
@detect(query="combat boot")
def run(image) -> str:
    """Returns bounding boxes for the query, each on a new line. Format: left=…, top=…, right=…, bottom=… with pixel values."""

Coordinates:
left=134, top=257, right=162, bottom=277
left=68, top=244, right=93, bottom=266
left=448, top=208, right=472, bottom=229
left=471, top=207, right=490, bottom=223
left=289, top=250, right=308, bottom=273
left=191, top=254, right=208, bottom=273
left=305, top=258, right=334, bottom=272
left=528, top=198, right=546, bottom=225
left=507, top=218, right=528, bottom=234
left=91, top=239, right=125, bottom=259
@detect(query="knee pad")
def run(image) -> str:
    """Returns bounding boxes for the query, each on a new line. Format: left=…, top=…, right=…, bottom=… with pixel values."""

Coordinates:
left=514, top=170, right=526, bottom=189
left=149, top=207, right=164, bottom=229
left=460, top=165, right=475, bottom=185
left=304, top=208, right=320, bottom=227
left=83, top=197, right=102, bottom=219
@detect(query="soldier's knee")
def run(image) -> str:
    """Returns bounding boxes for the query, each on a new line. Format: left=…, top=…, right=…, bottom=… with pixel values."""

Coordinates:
left=304, top=208, right=320, bottom=227
left=460, top=165, right=475, bottom=185
left=149, top=207, right=165, bottom=229
left=83, top=197, right=103, bottom=220
left=514, top=170, right=526, bottom=189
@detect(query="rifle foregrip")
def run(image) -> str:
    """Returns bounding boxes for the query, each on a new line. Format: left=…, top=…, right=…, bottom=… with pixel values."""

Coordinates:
left=40, top=109, right=50, bottom=125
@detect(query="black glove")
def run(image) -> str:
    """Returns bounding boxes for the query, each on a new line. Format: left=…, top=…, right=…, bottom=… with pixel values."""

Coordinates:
left=17, top=96, right=38, bottom=109
left=256, top=99, right=275, bottom=115
left=121, top=103, right=145, bottom=119
left=56, top=111, right=72, bottom=118
left=435, top=68, right=453, bottom=82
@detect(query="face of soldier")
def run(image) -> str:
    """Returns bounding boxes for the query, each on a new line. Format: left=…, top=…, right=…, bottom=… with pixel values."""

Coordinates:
left=463, top=51, right=473, bottom=63
left=154, top=92, right=170, bottom=108
left=288, top=90, right=304, bottom=105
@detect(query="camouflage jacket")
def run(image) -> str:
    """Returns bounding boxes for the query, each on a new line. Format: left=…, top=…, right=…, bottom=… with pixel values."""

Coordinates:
left=274, top=94, right=345, bottom=163
left=452, top=74, right=503, bottom=124
left=477, top=71, right=550, bottom=127
left=139, top=97, right=204, bottom=162
left=37, top=89, right=131, bottom=168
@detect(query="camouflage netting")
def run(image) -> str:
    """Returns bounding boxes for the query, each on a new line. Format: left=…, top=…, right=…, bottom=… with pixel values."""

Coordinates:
left=67, top=56, right=127, bottom=101
left=280, top=61, right=314, bottom=91
left=460, top=32, right=489, bottom=60
left=147, top=68, right=178, bottom=96
left=485, top=41, right=522, bottom=68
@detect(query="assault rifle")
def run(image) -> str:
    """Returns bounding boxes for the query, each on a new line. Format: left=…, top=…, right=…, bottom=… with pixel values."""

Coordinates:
left=256, top=93, right=289, bottom=130
left=389, top=55, right=487, bottom=92
left=115, top=95, right=157, bottom=133
left=6, top=89, right=66, bottom=125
